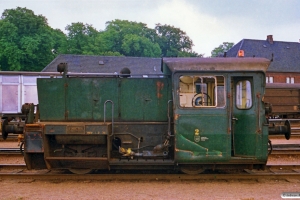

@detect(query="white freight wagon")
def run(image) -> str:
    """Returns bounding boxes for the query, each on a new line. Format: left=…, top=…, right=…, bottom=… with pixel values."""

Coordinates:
left=0, top=72, right=60, bottom=117
left=0, top=72, right=60, bottom=137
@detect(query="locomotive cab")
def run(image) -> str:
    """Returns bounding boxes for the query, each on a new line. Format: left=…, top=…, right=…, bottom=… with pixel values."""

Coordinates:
left=163, top=57, right=271, bottom=173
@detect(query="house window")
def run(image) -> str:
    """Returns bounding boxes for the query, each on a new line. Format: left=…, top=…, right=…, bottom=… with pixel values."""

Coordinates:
left=291, top=77, right=295, bottom=84
left=269, top=77, right=273, bottom=83
left=286, top=77, right=290, bottom=84
left=266, top=77, right=269, bottom=83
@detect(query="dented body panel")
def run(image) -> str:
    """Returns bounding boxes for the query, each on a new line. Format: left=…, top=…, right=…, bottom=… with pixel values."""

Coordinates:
left=38, top=78, right=171, bottom=122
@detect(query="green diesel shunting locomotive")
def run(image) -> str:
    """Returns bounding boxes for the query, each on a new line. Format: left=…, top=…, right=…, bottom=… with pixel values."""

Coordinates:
left=22, top=57, right=290, bottom=174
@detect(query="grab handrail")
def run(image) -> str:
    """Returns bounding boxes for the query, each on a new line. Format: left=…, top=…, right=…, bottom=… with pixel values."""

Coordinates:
left=104, top=100, right=114, bottom=137
left=167, top=100, right=173, bottom=136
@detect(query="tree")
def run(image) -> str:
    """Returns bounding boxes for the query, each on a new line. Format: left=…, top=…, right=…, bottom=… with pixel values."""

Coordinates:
left=0, top=7, right=203, bottom=71
left=0, top=7, right=63, bottom=71
left=98, top=19, right=160, bottom=57
left=211, top=42, right=234, bottom=57
left=64, top=22, right=123, bottom=56
left=178, top=50, right=203, bottom=57
left=51, top=28, right=68, bottom=55
left=121, top=34, right=161, bottom=57
left=0, top=20, right=22, bottom=70
left=65, top=22, right=99, bottom=54
left=155, top=24, right=194, bottom=57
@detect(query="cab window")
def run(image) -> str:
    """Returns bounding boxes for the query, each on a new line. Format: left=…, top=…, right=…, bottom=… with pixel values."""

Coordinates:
left=179, top=75, right=225, bottom=108
left=236, top=80, right=252, bottom=109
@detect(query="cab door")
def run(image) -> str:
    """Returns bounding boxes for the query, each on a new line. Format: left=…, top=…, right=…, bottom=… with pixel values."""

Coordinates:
left=174, top=73, right=230, bottom=163
left=231, top=76, right=260, bottom=157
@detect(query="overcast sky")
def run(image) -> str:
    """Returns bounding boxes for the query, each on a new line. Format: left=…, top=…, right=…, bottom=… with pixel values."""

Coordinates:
left=1, top=0, right=300, bottom=56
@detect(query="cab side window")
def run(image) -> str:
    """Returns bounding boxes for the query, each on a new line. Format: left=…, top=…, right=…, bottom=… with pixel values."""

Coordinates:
left=179, top=75, right=225, bottom=108
left=236, top=80, right=252, bottom=109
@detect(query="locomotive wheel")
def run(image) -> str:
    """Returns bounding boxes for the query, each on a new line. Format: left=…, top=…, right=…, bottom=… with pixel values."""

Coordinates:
left=68, top=168, right=93, bottom=174
left=180, top=166, right=204, bottom=175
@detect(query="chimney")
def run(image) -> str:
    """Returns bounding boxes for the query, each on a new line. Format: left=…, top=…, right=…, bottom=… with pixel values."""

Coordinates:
left=267, top=35, right=273, bottom=44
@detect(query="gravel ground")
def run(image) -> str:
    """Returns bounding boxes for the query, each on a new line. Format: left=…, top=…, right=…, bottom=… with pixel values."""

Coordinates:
left=1, top=178, right=299, bottom=200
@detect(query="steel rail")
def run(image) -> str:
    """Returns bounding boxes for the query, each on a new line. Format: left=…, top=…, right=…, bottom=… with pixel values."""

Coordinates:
left=0, top=163, right=298, bottom=169
left=0, top=164, right=26, bottom=169
left=0, top=162, right=299, bottom=180
left=0, top=172, right=300, bottom=181
left=0, top=148, right=22, bottom=155
left=270, top=150, right=300, bottom=155
left=269, top=143, right=300, bottom=155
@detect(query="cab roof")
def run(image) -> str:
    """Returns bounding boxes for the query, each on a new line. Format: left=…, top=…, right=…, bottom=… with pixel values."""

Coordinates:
left=162, top=57, right=270, bottom=74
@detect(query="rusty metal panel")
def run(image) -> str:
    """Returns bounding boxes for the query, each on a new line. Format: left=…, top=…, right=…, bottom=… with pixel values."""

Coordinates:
left=45, top=125, right=66, bottom=134
left=24, top=132, right=44, bottom=153
left=44, top=123, right=111, bottom=135
left=55, top=135, right=107, bottom=145
left=65, top=78, right=118, bottom=121
left=86, top=125, right=111, bottom=135
left=120, top=78, right=171, bottom=121
left=67, top=125, right=85, bottom=134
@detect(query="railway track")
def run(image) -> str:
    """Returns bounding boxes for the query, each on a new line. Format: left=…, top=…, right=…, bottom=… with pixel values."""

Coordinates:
left=0, top=148, right=23, bottom=155
left=0, top=167, right=300, bottom=181
left=0, top=128, right=299, bottom=180
left=269, top=144, right=300, bottom=155
left=0, top=150, right=299, bottom=180
left=0, top=134, right=19, bottom=141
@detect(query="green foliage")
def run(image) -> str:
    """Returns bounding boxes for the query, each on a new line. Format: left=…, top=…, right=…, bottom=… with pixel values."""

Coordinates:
left=178, top=50, right=203, bottom=57
left=0, top=8, right=201, bottom=71
left=211, top=42, right=234, bottom=57
left=121, top=34, right=161, bottom=57
left=0, top=20, right=22, bottom=70
left=1, top=7, right=48, bottom=37
left=51, top=29, right=68, bottom=54
left=99, top=51, right=123, bottom=56
left=155, top=24, right=194, bottom=57
left=101, top=19, right=160, bottom=56
left=0, top=7, right=65, bottom=71
left=65, top=22, right=99, bottom=54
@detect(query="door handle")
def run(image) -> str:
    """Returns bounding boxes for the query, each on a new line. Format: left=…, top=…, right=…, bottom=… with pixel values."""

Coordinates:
left=232, top=117, right=238, bottom=121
